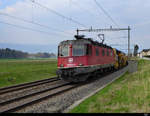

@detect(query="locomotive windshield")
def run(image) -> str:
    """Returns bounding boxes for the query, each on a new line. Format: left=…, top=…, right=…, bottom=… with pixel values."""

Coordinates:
left=72, top=44, right=85, bottom=56
left=58, top=44, right=87, bottom=57
left=58, top=45, right=69, bottom=57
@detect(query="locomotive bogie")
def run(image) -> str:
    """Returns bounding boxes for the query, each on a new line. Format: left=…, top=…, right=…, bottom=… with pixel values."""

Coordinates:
left=57, top=63, right=114, bottom=82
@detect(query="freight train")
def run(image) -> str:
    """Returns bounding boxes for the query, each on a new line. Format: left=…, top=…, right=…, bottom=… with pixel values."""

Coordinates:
left=56, top=35, right=128, bottom=82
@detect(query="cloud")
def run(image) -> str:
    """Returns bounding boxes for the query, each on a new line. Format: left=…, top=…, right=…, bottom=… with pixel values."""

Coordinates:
left=4, top=6, right=16, bottom=14
left=0, top=0, right=150, bottom=53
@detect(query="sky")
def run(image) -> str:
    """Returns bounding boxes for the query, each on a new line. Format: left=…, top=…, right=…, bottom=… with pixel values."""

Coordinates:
left=0, top=0, right=150, bottom=54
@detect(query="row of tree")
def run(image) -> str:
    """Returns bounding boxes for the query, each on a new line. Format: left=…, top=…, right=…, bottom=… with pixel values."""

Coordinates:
left=0, top=48, right=28, bottom=59
left=0, top=48, right=56, bottom=59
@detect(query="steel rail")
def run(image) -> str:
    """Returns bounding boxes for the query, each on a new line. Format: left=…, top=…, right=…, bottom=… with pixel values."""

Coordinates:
left=0, top=82, right=79, bottom=113
left=0, top=77, right=59, bottom=94
left=0, top=81, right=68, bottom=105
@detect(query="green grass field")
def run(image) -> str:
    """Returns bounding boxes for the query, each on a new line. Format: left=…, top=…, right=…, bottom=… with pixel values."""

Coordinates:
left=0, top=58, right=57, bottom=88
left=70, top=59, right=150, bottom=113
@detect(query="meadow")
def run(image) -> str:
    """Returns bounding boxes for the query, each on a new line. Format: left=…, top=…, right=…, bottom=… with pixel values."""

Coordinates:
left=0, top=59, right=57, bottom=88
left=70, top=59, right=150, bottom=113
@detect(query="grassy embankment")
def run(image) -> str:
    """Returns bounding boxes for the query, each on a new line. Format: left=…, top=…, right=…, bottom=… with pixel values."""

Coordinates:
left=70, top=59, right=150, bottom=113
left=0, top=59, right=57, bottom=88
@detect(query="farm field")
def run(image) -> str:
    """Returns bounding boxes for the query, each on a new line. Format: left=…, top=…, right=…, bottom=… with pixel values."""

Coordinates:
left=0, top=59, right=57, bottom=88
left=70, top=59, right=150, bottom=113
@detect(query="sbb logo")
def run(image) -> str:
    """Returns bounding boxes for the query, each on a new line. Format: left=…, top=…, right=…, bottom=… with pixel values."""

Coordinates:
left=68, top=58, right=73, bottom=63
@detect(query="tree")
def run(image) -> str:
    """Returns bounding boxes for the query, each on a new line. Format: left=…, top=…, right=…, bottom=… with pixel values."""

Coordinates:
left=133, top=44, right=139, bottom=56
left=0, top=48, right=28, bottom=59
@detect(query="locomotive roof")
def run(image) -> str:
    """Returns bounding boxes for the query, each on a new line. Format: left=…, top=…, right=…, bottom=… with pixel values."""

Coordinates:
left=59, top=39, right=91, bottom=46
left=59, top=35, right=113, bottom=49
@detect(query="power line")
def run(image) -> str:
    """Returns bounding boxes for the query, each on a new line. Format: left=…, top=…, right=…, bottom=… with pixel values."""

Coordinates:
left=0, top=20, right=71, bottom=37
left=94, top=0, right=119, bottom=28
left=70, top=0, right=111, bottom=26
left=71, top=0, right=96, bottom=19
left=110, top=44, right=134, bottom=46
left=93, top=0, right=130, bottom=53
left=0, top=12, right=72, bottom=35
left=77, top=26, right=131, bottom=57
left=30, top=0, right=87, bottom=28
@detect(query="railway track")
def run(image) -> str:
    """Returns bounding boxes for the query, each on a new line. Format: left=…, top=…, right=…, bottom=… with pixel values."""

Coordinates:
left=0, top=77, right=80, bottom=113
left=0, top=77, right=59, bottom=94
left=0, top=82, right=78, bottom=113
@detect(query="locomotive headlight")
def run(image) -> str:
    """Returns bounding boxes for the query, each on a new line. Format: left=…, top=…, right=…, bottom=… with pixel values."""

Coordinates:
left=60, top=64, right=64, bottom=67
left=78, top=64, right=83, bottom=66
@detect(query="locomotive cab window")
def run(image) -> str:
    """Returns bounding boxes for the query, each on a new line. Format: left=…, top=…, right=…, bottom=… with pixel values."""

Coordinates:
left=72, top=44, right=85, bottom=56
left=58, top=45, right=69, bottom=57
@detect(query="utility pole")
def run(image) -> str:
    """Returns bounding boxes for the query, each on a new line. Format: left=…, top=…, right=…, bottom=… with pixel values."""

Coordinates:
left=128, top=26, right=131, bottom=57
left=76, top=26, right=131, bottom=57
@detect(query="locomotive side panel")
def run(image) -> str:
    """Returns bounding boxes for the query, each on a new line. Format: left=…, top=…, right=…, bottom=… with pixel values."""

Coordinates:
left=87, top=45, right=115, bottom=66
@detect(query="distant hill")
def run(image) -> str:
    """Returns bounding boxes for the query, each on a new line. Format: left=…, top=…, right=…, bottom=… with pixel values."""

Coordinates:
left=0, top=48, right=56, bottom=59
left=28, top=52, right=56, bottom=59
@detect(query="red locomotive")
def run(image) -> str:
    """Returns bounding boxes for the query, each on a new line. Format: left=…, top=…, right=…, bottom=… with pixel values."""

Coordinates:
left=56, top=35, right=127, bottom=82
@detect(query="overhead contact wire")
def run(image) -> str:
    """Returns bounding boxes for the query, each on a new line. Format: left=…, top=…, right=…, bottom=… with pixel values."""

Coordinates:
left=30, top=0, right=87, bottom=28
left=0, top=20, right=71, bottom=37
left=0, top=12, right=72, bottom=35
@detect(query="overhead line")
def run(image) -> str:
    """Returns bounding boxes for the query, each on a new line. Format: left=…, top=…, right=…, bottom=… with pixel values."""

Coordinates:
left=0, top=12, right=72, bottom=35
left=71, top=0, right=96, bottom=18
left=110, top=44, right=134, bottom=46
left=94, top=0, right=119, bottom=27
left=30, top=0, right=87, bottom=28
left=94, top=0, right=129, bottom=52
left=0, top=20, right=71, bottom=37
left=70, top=0, right=111, bottom=26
